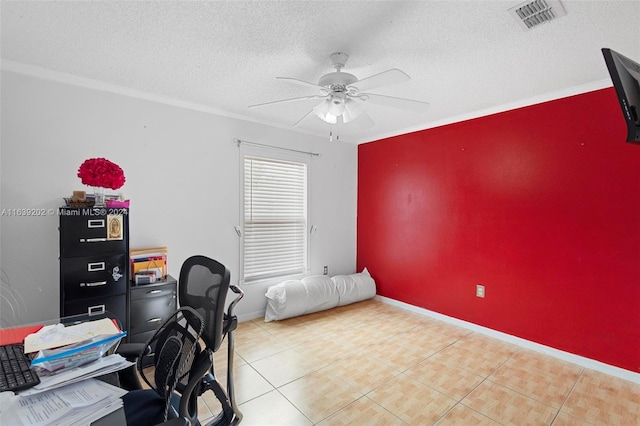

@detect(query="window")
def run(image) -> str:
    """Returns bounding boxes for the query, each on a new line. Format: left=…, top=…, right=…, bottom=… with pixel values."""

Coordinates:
left=242, top=155, right=308, bottom=283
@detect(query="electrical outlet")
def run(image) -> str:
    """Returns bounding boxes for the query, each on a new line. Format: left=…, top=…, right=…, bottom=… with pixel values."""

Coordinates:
left=476, top=284, right=485, bottom=298
left=323, top=266, right=328, bottom=275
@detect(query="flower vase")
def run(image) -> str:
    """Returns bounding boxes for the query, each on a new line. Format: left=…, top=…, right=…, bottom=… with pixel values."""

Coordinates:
left=93, top=187, right=106, bottom=206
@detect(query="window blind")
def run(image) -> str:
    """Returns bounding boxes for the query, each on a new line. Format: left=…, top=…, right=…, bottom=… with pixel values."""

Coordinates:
left=243, top=156, right=308, bottom=282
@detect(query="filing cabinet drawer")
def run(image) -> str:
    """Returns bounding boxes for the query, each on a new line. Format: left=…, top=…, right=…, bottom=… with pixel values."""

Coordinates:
left=63, top=295, right=127, bottom=331
left=61, top=254, right=128, bottom=300
left=130, top=292, right=176, bottom=336
left=128, top=276, right=177, bottom=366
left=60, top=209, right=128, bottom=257
left=130, top=285, right=176, bottom=301
left=129, top=329, right=157, bottom=345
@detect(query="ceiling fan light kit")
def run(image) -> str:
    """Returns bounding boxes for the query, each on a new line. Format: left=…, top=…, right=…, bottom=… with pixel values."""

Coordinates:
left=313, top=99, right=340, bottom=124
left=249, top=52, right=430, bottom=132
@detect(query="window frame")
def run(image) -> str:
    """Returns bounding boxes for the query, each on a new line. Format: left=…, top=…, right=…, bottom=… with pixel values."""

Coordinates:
left=239, top=145, right=310, bottom=285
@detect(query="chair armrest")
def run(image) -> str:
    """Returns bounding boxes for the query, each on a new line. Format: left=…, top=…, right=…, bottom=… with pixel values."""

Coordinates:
left=223, top=285, right=244, bottom=334
left=116, top=342, right=149, bottom=361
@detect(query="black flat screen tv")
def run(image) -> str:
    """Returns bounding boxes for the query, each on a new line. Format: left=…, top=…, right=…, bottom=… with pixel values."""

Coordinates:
left=601, top=48, right=640, bottom=144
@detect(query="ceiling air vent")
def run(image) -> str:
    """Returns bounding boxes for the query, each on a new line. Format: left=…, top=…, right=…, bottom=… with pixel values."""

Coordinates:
left=509, top=0, right=567, bottom=30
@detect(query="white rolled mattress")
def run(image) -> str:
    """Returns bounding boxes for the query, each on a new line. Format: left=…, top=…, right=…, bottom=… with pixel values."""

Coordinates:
left=264, top=268, right=376, bottom=322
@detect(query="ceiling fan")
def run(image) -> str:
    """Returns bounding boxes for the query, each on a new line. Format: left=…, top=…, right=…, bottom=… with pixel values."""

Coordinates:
left=249, top=52, right=430, bottom=128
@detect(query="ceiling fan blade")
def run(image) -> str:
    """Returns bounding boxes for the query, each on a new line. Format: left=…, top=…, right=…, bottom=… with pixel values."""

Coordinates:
left=357, top=92, right=430, bottom=112
left=350, top=110, right=375, bottom=128
left=350, top=69, right=410, bottom=92
left=248, top=95, right=327, bottom=108
left=293, top=110, right=316, bottom=127
left=276, top=76, right=324, bottom=90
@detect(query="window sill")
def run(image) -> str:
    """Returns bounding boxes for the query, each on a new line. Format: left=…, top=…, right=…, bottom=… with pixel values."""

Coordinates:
left=241, top=271, right=312, bottom=287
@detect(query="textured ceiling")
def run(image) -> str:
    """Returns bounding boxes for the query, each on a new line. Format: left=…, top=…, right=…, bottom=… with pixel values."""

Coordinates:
left=1, top=1, right=639, bottom=143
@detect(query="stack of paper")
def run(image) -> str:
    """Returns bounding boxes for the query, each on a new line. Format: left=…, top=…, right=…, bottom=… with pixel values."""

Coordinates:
left=21, top=354, right=133, bottom=395
left=0, top=378, right=126, bottom=426
left=24, top=318, right=122, bottom=353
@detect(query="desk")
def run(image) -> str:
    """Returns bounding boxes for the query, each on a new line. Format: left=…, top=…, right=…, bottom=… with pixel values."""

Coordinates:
left=1, top=311, right=128, bottom=426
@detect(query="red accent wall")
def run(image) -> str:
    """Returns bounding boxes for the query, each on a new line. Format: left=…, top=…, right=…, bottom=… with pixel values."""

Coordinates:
left=357, top=88, right=640, bottom=373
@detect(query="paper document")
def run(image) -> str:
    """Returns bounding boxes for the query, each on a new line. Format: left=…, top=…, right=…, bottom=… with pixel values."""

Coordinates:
left=24, top=318, right=121, bottom=353
left=19, top=354, right=133, bottom=396
left=0, top=378, right=126, bottom=426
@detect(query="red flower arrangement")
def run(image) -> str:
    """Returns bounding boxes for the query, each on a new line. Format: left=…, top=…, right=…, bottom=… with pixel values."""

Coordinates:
left=77, top=158, right=126, bottom=190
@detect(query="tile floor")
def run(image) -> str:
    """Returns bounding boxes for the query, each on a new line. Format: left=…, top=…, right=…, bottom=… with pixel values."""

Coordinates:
left=194, top=299, right=639, bottom=425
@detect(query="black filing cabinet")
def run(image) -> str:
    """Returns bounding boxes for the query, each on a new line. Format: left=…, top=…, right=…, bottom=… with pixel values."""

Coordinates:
left=59, top=207, right=129, bottom=332
left=129, top=275, right=177, bottom=365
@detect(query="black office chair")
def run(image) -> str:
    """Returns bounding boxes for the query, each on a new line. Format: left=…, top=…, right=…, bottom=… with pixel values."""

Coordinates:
left=122, top=306, right=208, bottom=426
left=122, top=256, right=244, bottom=426
left=178, top=255, right=244, bottom=426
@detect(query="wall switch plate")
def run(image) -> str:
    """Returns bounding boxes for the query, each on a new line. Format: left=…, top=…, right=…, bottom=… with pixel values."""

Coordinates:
left=476, top=284, right=485, bottom=298
left=323, top=266, right=328, bottom=275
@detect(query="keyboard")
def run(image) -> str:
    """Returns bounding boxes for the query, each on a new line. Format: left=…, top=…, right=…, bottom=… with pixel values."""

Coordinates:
left=0, top=343, right=41, bottom=392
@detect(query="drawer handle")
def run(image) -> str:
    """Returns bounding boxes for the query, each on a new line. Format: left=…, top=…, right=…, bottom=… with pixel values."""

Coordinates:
left=87, top=219, right=105, bottom=228
left=80, top=237, right=108, bottom=243
left=148, top=290, right=162, bottom=294
left=87, top=262, right=105, bottom=272
left=147, top=318, right=163, bottom=323
left=82, top=281, right=108, bottom=287
left=88, top=305, right=106, bottom=315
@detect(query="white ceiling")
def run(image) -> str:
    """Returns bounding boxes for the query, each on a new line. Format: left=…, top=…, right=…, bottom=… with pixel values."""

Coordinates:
left=1, top=1, right=639, bottom=143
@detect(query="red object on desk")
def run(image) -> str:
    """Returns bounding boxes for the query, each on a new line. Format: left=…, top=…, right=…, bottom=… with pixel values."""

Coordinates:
left=0, top=325, right=43, bottom=345
left=110, top=318, right=121, bottom=332
left=106, top=199, right=130, bottom=208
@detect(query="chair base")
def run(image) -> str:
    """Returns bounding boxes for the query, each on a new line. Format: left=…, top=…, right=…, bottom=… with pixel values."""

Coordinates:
left=202, top=412, right=241, bottom=426
left=200, top=372, right=243, bottom=426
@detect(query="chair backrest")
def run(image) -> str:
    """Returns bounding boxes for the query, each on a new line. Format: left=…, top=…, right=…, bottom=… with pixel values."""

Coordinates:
left=178, top=255, right=230, bottom=352
left=137, top=306, right=205, bottom=423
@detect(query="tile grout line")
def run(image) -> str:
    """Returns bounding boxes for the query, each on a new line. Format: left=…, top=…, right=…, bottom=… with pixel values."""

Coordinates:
left=273, top=387, right=315, bottom=426
left=481, top=350, right=587, bottom=424
left=430, top=342, right=520, bottom=425
left=231, top=301, right=636, bottom=424
left=549, top=367, right=588, bottom=426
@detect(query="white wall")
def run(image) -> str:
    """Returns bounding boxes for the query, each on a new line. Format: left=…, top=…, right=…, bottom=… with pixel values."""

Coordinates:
left=0, top=70, right=357, bottom=325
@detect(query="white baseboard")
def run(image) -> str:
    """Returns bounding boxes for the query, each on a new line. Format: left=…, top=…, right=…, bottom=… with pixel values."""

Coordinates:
left=237, top=309, right=265, bottom=323
left=376, top=295, right=640, bottom=384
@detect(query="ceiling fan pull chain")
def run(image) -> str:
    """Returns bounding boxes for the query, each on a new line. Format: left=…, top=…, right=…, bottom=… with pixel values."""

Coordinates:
left=328, top=127, right=340, bottom=142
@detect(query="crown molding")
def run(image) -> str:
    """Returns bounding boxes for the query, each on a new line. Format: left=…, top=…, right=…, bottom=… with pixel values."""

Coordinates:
left=0, top=60, right=327, bottom=140
left=2, top=60, right=611, bottom=145
left=357, top=79, right=612, bottom=144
